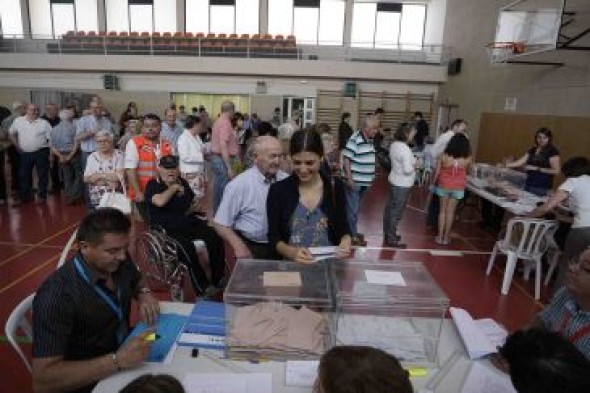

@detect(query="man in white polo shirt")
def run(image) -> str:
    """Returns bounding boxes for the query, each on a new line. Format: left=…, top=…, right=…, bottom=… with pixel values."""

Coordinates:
left=9, top=103, right=52, bottom=205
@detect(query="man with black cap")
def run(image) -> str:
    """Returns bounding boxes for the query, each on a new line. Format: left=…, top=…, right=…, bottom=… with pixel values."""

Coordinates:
left=144, top=155, right=226, bottom=296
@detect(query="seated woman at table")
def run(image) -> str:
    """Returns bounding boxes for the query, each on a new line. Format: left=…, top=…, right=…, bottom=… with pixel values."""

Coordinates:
left=527, top=156, right=590, bottom=288
left=504, top=127, right=561, bottom=197
left=433, top=133, right=472, bottom=245
left=145, top=155, right=226, bottom=296
left=120, top=374, right=185, bottom=393
left=315, top=346, right=413, bottom=393
left=267, top=129, right=351, bottom=264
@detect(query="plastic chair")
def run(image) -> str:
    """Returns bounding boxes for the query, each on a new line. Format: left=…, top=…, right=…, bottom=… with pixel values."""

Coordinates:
left=5, top=293, right=35, bottom=372
left=486, top=218, right=557, bottom=299
left=419, top=167, right=432, bottom=186
left=544, top=236, right=562, bottom=286
left=56, top=229, right=78, bottom=269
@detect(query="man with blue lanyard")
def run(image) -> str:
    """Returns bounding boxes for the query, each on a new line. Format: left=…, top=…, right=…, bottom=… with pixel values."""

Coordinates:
left=32, top=208, right=160, bottom=393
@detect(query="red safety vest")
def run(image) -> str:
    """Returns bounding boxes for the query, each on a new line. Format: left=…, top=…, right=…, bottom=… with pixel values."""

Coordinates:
left=128, top=135, right=173, bottom=199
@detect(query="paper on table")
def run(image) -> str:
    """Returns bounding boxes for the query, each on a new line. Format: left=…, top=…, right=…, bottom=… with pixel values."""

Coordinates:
left=474, top=319, right=508, bottom=349
left=285, top=360, right=319, bottom=387
left=309, top=246, right=338, bottom=255
left=450, top=307, right=502, bottom=360
left=365, top=270, right=406, bottom=286
left=460, top=362, right=516, bottom=393
left=262, top=271, right=302, bottom=287
left=183, top=373, right=272, bottom=393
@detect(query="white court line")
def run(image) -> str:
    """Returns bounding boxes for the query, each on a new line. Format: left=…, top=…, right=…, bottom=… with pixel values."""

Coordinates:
left=429, top=250, right=464, bottom=257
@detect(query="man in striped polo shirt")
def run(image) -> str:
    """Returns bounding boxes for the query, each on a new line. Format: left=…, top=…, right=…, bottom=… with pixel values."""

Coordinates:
left=342, top=115, right=380, bottom=246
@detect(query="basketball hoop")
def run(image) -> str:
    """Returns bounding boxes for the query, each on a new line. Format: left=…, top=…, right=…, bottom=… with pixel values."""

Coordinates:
left=485, top=42, right=525, bottom=65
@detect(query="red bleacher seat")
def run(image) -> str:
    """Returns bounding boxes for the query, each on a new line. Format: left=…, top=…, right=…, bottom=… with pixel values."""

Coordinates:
left=196, top=33, right=205, bottom=38
left=240, top=34, right=249, bottom=40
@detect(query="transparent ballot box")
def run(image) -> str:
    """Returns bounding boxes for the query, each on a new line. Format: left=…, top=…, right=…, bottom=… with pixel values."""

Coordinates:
left=331, top=261, right=449, bottom=366
left=469, top=163, right=527, bottom=199
left=223, top=259, right=335, bottom=361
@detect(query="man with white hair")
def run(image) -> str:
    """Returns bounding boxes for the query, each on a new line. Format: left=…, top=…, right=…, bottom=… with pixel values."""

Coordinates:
left=214, top=136, right=287, bottom=259
left=210, top=100, right=238, bottom=213
left=342, top=114, right=379, bottom=246
left=9, top=103, right=52, bottom=205
left=0, top=101, right=26, bottom=205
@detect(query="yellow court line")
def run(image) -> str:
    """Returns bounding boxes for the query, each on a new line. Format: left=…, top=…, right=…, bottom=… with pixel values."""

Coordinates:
left=0, top=254, right=59, bottom=295
left=0, top=222, right=78, bottom=267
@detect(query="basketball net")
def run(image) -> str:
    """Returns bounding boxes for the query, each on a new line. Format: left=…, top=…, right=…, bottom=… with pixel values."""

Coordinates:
left=485, top=42, right=525, bottom=66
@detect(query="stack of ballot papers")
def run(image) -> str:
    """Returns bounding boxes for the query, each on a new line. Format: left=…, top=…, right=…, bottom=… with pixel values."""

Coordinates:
left=460, top=362, right=516, bottom=393
left=177, top=300, right=226, bottom=349
left=450, top=307, right=508, bottom=359
left=336, top=314, right=427, bottom=361
left=227, top=302, right=327, bottom=360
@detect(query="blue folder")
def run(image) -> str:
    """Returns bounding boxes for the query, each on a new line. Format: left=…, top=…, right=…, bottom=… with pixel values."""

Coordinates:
left=126, top=313, right=188, bottom=362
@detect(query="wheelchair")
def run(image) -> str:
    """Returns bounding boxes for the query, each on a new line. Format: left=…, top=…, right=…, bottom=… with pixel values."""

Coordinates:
left=134, top=226, right=200, bottom=302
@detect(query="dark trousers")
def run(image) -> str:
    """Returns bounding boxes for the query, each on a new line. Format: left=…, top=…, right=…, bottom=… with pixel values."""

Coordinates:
left=0, top=151, right=6, bottom=199
left=426, top=193, right=440, bottom=228
left=481, top=199, right=504, bottom=232
left=167, top=217, right=226, bottom=293
left=237, top=232, right=275, bottom=259
left=60, top=151, right=83, bottom=203
left=49, top=154, right=62, bottom=191
left=20, top=147, right=50, bottom=201
left=7, top=145, right=20, bottom=196
left=383, top=184, right=412, bottom=241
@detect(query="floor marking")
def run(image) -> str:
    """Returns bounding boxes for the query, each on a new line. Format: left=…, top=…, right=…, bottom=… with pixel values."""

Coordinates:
left=429, top=250, right=464, bottom=257
left=0, top=241, right=64, bottom=249
left=0, top=222, right=78, bottom=267
left=0, top=254, right=58, bottom=294
left=406, top=203, right=427, bottom=213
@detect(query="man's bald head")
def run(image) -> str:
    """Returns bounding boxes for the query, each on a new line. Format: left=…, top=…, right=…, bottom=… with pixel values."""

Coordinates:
left=221, top=100, right=235, bottom=115
left=252, top=136, right=282, bottom=177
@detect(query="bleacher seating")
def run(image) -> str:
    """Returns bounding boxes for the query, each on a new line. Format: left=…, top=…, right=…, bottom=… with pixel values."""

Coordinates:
left=51, top=31, right=299, bottom=59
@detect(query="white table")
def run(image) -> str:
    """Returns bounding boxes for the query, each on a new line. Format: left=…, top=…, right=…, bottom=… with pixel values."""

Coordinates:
left=94, top=302, right=475, bottom=393
left=466, top=178, right=545, bottom=215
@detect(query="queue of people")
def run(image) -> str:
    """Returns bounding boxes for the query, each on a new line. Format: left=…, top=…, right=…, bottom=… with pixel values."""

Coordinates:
left=5, top=96, right=589, bottom=392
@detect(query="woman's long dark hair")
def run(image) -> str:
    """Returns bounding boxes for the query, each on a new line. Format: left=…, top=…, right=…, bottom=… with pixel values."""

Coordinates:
left=444, top=133, right=471, bottom=158
left=290, top=129, right=324, bottom=157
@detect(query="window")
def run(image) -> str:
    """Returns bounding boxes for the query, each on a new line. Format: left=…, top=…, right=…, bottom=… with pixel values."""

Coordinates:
left=129, top=2, right=153, bottom=33
left=154, top=0, right=176, bottom=33
left=75, top=0, right=98, bottom=33
left=105, top=0, right=129, bottom=32
left=29, top=0, right=52, bottom=37
left=52, top=1, right=76, bottom=38
left=318, top=0, right=345, bottom=45
left=269, top=0, right=345, bottom=45
left=268, top=0, right=293, bottom=36
left=351, top=1, right=426, bottom=49
left=185, top=0, right=258, bottom=35
left=0, top=0, right=24, bottom=37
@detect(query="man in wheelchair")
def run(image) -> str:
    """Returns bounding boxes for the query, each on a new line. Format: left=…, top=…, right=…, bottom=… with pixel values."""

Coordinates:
left=144, top=155, right=226, bottom=296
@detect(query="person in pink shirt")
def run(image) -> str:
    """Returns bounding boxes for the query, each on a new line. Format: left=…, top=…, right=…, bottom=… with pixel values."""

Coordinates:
left=433, top=133, right=472, bottom=245
left=210, top=100, right=239, bottom=213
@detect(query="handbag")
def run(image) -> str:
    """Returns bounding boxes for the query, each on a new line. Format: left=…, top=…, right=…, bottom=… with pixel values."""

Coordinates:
left=98, top=174, right=132, bottom=215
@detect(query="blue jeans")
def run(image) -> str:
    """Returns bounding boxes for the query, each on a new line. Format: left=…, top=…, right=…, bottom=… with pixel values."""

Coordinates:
left=346, top=185, right=368, bottom=237
left=20, top=147, right=50, bottom=201
left=210, top=155, right=232, bottom=214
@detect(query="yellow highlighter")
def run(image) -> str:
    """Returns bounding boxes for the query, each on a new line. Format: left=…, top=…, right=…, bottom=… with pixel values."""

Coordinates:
left=145, top=333, right=160, bottom=342
left=407, top=367, right=428, bottom=378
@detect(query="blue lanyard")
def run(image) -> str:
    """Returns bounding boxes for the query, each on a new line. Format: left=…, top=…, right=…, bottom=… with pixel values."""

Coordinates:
left=74, top=257, right=126, bottom=344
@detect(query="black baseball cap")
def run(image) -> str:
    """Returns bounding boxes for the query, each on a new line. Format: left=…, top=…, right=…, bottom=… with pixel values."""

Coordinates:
left=158, top=155, right=179, bottom=169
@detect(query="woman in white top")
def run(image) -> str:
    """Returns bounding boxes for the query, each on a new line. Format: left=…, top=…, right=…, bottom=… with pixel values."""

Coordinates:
left=83, top=130, right=125, bottom=209
left=528, top=157, right=590, bottom=286
left=383, top=123, right=417, bottom=248
left=177, top=115, right=207, bottom=205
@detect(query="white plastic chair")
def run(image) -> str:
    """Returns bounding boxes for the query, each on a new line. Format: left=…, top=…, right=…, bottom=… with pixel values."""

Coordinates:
left=56, top=229, right=78, bottom=269
left=5, top=293, right=35, bottom=372
left=543, top=237, right=562, bottom=286
left=420, top=167, right=433, bottom=186
left=486, top=218, right=557, bottom=299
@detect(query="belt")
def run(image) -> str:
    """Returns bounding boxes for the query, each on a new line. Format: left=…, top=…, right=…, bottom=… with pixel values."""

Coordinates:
left=237, top=231, right=268, bottom=246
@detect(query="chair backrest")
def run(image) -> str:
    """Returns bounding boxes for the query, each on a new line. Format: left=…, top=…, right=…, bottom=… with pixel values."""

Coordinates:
left=501, top=218, right=558, bottom=257
left=5, top=293, right=35, bottom=373
left=57, top=229, right=78, bottom=269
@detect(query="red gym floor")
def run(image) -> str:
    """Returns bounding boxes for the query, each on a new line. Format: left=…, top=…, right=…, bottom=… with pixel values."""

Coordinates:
left=0, top=172, right=547, bottom=392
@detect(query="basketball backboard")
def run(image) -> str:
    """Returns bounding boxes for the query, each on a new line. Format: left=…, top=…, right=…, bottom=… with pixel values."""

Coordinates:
left=490, top=0, right=564, bottom=63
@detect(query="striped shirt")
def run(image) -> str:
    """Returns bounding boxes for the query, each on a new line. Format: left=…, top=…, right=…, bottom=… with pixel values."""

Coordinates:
left=50, top=120, right=77, bottom=153
left=343, top=130, right=376, bottom=187
left=539, top=287, right=590, bottom=359
left=33, top=254, right=141, bottom=392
